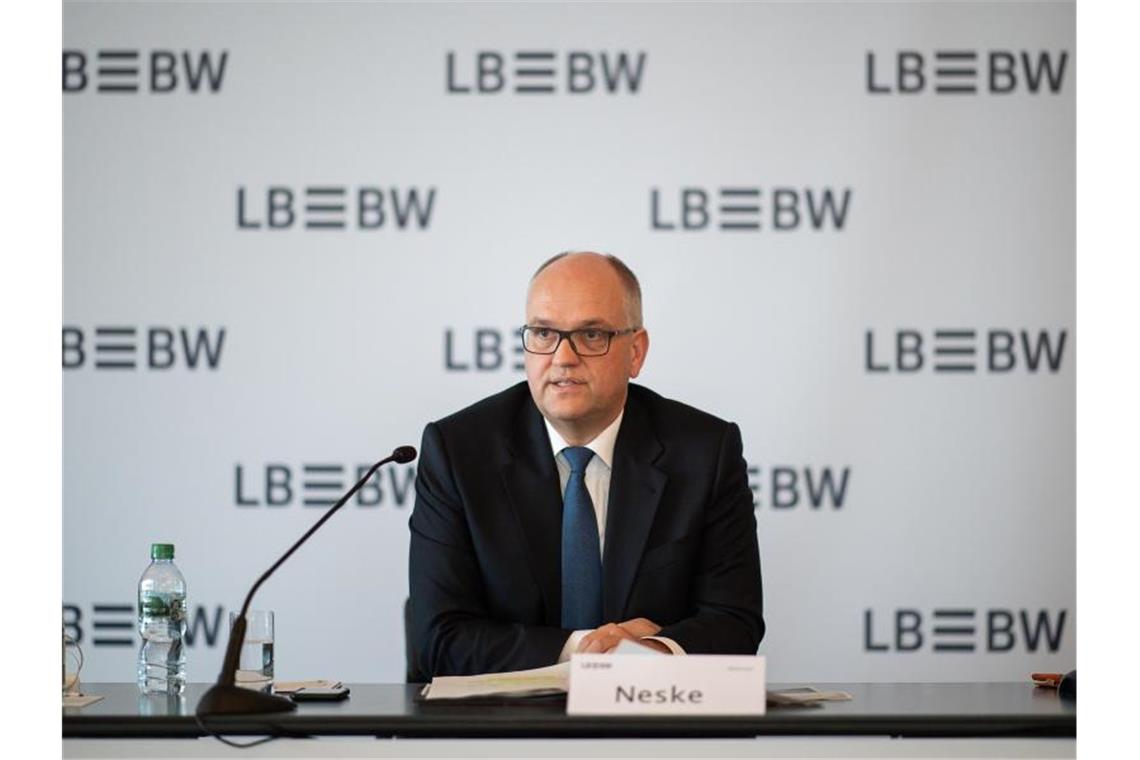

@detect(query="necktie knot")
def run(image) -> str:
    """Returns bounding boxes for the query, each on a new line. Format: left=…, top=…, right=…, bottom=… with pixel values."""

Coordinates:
left=562, top=446, right=594, bottom=474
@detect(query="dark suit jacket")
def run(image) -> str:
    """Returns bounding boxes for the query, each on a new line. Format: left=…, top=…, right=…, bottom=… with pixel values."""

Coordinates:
left=408, top=382, right=764, bottom=678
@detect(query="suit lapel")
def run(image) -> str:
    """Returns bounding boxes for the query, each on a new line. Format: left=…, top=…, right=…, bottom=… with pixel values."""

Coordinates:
left=602, top=391, right=666, bottom=621
left=499, top=398, right=564, bottom=626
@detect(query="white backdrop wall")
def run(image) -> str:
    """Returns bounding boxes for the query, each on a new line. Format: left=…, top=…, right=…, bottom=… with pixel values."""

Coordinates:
left=62, top=0, right=1074, bottom=685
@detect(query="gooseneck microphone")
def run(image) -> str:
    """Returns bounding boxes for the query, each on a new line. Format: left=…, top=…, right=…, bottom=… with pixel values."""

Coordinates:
left=196, top=445, right=417, bottom=716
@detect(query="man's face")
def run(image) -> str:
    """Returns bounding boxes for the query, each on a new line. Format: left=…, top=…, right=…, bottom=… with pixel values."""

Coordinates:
left=524, top=255, right=648, bottom=442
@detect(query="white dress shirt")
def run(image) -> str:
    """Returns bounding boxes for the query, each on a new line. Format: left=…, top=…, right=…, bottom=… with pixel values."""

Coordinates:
left=546, top=413, right=686, bottom=660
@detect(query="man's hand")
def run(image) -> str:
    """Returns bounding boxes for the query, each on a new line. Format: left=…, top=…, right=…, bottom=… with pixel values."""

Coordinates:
left=619, top=618, right=671, bottom=653
left=576, top=623, right=637, bottom=653
left=617, top=617, right=662, bottom=639
left=576, top=618, right=667, bottom=654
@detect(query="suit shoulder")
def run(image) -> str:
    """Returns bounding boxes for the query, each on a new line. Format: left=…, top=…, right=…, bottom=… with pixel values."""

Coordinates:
left=628, top=384, right=737, bottom=440
left=430, top=382, right=531, bottom=436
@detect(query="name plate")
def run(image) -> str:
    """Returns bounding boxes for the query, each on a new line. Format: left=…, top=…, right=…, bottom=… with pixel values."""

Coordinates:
left=566, top=654, right=766, bottom=715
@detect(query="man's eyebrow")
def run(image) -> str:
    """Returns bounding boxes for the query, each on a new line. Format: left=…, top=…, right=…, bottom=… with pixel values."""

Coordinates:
left=527, top=318, right=610, bottom=329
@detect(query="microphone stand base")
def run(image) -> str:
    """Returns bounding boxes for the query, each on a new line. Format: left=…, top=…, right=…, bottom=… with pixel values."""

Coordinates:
left=196, top=684, right=297, bottom=715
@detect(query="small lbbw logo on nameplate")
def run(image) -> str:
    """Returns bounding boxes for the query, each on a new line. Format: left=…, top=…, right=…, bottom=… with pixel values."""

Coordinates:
left=566, top=655, right=766, bottom=715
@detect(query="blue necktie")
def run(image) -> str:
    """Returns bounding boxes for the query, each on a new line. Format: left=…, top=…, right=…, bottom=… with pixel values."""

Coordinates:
left=561, top=446, right=603, bottom=630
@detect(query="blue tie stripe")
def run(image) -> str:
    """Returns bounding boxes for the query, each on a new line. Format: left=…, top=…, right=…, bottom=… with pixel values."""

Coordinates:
left=561, top=446, right=603, bottom=630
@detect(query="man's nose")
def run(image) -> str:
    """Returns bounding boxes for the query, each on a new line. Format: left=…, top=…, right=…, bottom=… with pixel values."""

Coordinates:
left=552, top=335, right=581, bottom=365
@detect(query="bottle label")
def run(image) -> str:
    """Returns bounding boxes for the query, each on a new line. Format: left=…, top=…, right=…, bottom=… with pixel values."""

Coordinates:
left=139, top=592, right=186, bottom=622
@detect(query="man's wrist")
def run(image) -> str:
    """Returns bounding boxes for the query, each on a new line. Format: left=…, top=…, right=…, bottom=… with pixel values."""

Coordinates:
left=640, top=635, right=686, bottom=655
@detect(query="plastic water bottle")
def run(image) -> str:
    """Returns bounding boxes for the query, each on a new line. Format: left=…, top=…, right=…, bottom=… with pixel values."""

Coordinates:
left=137, top=543, right=187, bottom=694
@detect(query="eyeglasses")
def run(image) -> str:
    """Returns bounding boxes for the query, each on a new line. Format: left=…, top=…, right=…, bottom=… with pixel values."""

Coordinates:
left=519, top=325, right=639, bottom=356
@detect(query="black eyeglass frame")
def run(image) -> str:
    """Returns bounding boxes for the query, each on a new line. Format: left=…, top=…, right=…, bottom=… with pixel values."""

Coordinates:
left=518, top=325, right=640, bottom=356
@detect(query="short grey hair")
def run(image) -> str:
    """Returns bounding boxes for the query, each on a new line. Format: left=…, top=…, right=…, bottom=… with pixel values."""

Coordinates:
left=531, top=251, right=643, bottom=328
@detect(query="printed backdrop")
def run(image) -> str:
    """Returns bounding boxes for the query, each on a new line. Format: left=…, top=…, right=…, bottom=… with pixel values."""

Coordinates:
left=63, top=1, right=1074, bottom=685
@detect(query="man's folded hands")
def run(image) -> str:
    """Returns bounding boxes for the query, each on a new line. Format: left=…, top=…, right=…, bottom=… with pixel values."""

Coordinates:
left=575, top=618, right=670, bottom=654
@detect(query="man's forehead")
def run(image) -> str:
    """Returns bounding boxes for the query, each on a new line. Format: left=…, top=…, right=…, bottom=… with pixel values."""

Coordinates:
left=527, top=263, right=621, bottom=299
left=526, top=254, right=629, bottom=321
left=526, top=287, right=623, bottom=320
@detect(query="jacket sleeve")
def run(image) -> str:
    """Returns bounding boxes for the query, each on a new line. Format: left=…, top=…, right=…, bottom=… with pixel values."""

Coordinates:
left=655, top=422, right=765, bottom=654
left=408, top=422, right=570, bottom=677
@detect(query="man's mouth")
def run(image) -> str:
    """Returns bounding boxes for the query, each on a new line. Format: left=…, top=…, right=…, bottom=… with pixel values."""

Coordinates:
left=550, top=379, right=585, bottom=388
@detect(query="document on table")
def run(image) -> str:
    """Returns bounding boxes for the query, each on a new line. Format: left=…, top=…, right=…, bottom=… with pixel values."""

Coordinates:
left=421, top=662, right=570, bottom=700
left=274, top=679, right=343, bottom=694
left=63, top=694, right=105, bottom=708
left=767, top=687, right=853, bottom=706
left=420, top=639, right=663, bottom=700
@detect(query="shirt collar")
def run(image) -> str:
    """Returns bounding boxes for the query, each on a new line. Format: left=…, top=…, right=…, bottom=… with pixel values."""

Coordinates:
left=544, top=410, right=624, bottom=469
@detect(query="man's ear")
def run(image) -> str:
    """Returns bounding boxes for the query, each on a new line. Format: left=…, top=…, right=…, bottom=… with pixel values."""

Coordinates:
left=629, top=329, right=649, bottom=378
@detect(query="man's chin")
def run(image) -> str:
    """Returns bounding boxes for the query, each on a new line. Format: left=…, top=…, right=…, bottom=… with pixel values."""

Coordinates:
left=541, top=392, right=591, bottom=421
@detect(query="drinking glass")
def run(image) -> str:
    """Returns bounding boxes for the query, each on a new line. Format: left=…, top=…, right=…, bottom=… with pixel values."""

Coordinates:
left=228, top=610, right=274, bottom=692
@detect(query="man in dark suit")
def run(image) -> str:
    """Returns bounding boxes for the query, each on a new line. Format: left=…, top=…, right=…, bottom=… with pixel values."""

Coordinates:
left=409, top=252, right=763, bottom=677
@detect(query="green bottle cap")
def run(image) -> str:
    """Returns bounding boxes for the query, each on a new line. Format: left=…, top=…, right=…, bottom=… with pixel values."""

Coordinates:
left=150, top=543, right=175, bottom=560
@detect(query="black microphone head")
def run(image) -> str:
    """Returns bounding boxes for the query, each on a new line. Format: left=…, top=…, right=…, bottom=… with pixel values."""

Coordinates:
left=392, top=445, right=417, bottom=464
